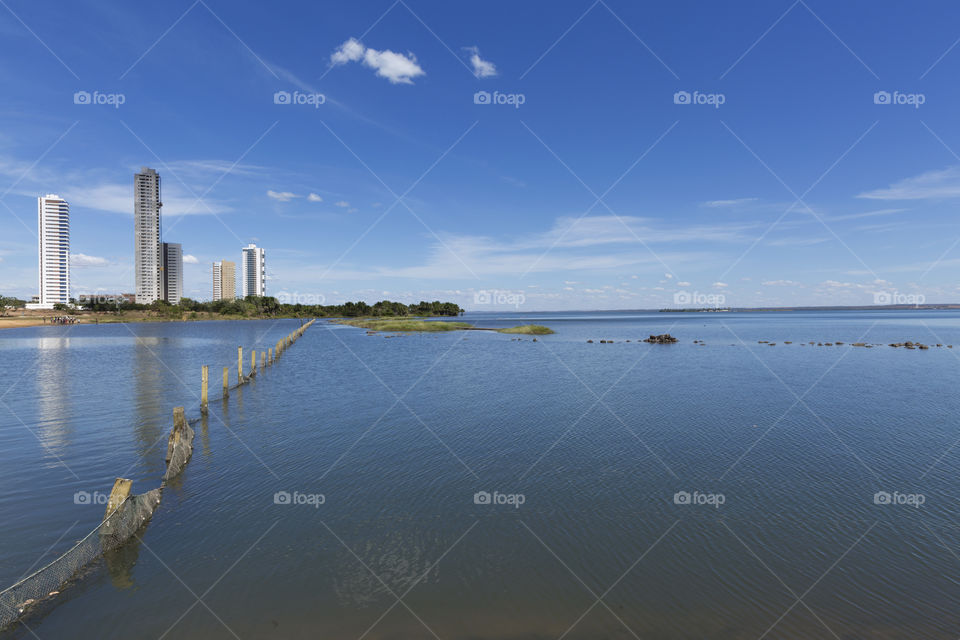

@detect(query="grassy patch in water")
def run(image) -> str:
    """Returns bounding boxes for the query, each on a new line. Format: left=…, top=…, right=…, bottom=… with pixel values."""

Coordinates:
left=333, top=318, right=474, bottom=332
left=496, top=324, right=555, bottom=335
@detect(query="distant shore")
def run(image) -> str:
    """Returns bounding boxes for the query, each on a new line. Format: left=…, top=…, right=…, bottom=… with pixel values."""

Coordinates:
left=0, top=310, right=311, bottom=332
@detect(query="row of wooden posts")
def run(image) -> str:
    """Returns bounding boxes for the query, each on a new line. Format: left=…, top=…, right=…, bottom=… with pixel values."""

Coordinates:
left=0, top=320, right=320, bottom=631
left=198, top=319, right=316, bottom=412
left=107, top=319, right=316, bottom=512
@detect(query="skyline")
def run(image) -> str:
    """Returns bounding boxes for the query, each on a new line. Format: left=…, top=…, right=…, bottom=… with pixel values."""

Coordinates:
left=2, top=2, right=960, bottom=310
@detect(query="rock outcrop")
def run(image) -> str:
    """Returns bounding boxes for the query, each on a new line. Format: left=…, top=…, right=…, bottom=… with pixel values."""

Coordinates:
left=643, top=334, right=679, bottom=344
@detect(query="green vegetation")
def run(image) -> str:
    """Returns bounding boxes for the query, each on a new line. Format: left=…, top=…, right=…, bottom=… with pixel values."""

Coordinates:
left=336, top=318, right=556, bottom=335
left=496, top=324, right=555, bottom=335
left=0, top=296, right=26, bottom=315
left=333, top=318, right=474, bottom=332
left=78, top=297, right=464, bottom=320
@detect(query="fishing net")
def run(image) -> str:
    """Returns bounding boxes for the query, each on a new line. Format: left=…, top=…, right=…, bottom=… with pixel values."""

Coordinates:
left=0, top=488, right=161, bottom=630
left=163, top=421, right=195, bottom=481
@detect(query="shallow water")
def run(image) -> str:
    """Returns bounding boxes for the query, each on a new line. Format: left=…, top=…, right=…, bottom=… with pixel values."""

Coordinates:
left=1, top=311, right=958, bottom=638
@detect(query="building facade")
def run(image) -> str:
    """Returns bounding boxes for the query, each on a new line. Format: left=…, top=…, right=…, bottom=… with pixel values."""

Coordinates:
left=35, top=194, right=70, bottom=308
left=213, top=260, right=236, bottom=301
left=161, top=242, right=182, bottom=304
left=134, top=168, right=162, bottom=303
left=241, top=244, right=265, bottom=297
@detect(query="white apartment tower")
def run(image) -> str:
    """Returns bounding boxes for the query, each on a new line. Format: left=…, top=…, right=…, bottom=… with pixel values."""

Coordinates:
left=241, top=244, right=265, bottom=298
left=134, top=168, right=162, bottom=303
left=162, top=242, right=182, bottom=305
left=36, top=194, right=70, bottom=307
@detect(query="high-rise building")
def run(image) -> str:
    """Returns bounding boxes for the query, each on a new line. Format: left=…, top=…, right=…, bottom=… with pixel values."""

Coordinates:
left=241, top=244, right=265, bottom=298
left=134, top=167, right=162, bottom=304
left=161, top=242, right=182, bottom=304
left=213, top=260, right=236, bottom=301
left=34, top=194, right=70, bottom=308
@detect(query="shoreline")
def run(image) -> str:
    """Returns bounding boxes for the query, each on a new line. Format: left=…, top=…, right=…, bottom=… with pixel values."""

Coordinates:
left=0, top=312, right=314, bottom=332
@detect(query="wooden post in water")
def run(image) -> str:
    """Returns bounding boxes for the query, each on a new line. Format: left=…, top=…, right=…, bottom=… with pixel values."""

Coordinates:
left=237, top=347, right=243, bottom=384
left=201, top=365, right=209, bottom=412
left=268, top=347, right=273, bottom=365
left=223, top=366, right=229, bottom=397
left=104, top=477, right=132, bottom=520
left=173, top=406, right=185, bottom=430
left=251, top=349, right=257, bottom=377
left=260, top=351, right=265, bottom=372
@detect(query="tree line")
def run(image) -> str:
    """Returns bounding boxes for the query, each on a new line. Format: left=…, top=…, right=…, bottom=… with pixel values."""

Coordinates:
left=57, top=296, right=464, bottom=318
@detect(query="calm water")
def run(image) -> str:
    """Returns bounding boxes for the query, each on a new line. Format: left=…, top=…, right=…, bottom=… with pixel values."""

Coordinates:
left=1, top=311, right=959, bottom=639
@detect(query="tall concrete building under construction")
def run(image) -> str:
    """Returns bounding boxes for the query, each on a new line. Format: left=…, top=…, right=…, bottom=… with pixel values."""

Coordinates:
left=134, top=168, right=162, bottom=303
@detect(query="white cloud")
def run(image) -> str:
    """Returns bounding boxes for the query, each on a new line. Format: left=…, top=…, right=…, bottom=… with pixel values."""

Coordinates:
left=762, top=280, right=799, bottom=286
left=71, top=253, right=108, bottom=267
left=267, top=190, right=298, bottom=202
left=858, top=166, right=960, bottom=200
left=183, top=254, right=199, bottom=264
left=713, top=282, right=728, bottom=288
left=703, top=198, right=758, bottom=208
left=331, top=38, right=425, bottom=84
left=307, top=193, right=323, bottom=202
left=677, top=281, right=691, bottom=286
left=464, top=46, right=497, bottom=78
left=331, top=38, right=365, bottom=65
left=334, top=201, right=350, bottom=208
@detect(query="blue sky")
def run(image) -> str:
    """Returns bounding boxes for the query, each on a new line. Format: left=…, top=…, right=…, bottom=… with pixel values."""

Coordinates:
left=2, top=0, right=960, bottom=310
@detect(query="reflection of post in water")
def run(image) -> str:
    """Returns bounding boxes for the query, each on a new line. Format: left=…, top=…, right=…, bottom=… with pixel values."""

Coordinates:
left=103, top=531, right=143, bottom=590
left=34, top=335, right=72, bottom=453
left=133, top=336, right=166, bottom=475
left=200, top=411, right=210, bottom=458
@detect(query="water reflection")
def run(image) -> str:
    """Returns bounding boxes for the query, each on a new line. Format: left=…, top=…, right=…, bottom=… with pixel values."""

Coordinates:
left=132, top=337, right=165, bottom=475
left=33, top=334, right=72, bottom=454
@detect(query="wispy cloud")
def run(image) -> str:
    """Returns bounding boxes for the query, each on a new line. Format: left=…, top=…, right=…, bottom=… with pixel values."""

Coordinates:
left=267, top=190, right=298, bottom=202
left=307, top=193, right=323, bottom=202
left=183, top=254, right=199, bottom=264
left=66, top=183, right=231, bottom=216
left=762, top=279, right=800, bottom=286
left=71, top=253, right=108, bottom=267
left=703, top=197, right=758, bottom=208
left=858, top=166, right=960, bottom=200
left=330, top=38, right=425, bottom=84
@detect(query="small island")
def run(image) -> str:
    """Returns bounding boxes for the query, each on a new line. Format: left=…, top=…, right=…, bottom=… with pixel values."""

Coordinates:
left=333, top=318, right=554, bottom=335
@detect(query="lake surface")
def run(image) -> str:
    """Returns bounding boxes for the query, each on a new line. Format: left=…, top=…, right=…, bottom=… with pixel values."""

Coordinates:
left=1, top=311, right=958, bottom=639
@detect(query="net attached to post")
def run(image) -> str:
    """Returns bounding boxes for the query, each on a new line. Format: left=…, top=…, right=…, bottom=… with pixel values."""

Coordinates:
left=0, top=488, right=161, bottom=630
